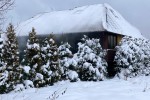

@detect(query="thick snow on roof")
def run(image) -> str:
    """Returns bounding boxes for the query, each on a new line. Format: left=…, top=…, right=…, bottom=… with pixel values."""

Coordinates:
left=16, top=3, right=143, bottom=38
left=103, top=4, right=142, bottom=38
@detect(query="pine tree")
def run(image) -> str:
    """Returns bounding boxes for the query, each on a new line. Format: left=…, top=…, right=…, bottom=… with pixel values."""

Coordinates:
left=0, top=36, right=8, bottom=94
left=48, top=35, right=61, bottom=85
left=2, top=24, right=20, bottom=93
left=22, top=28, right=43, bottom=87
left=0, top=37, right=4, bottom=68
left=74, top=35, right=107, bottom=81
left=40, top=37, right=52, bottom=85
left=58, top=42, right=78, bottom=82
left=0, top=37, right=5, bottom=75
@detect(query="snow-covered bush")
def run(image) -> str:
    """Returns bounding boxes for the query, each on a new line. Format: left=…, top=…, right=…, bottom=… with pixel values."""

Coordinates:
left=23, top=80, right=34, bottom=89
left=115, top=36, right=150, bottom=79
left=74, top=35, right=107, bottom=81
left=14, top=84, right=25, bottom=92
left=58, top=42, right=78, bottom=82
left=67, top=70, right=78, bottom=82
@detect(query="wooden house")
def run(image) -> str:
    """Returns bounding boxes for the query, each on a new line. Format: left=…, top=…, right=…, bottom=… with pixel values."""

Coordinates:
left=16, top=3, right=143, bottom=76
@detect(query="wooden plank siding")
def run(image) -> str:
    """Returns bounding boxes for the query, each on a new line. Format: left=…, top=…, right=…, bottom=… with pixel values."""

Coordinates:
left=17, top=31, right=123, bottom=60
left=18, top=31, right=106, bottom=60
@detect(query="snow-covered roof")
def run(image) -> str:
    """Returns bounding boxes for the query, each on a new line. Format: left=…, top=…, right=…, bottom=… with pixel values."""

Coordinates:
left=16, top=3, right=143, bottom=38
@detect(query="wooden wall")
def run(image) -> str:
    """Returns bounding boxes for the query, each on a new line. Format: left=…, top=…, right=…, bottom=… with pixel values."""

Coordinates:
left=17, top=31, right=123, bottom=66
left=17, top=31, right=106, bottom=60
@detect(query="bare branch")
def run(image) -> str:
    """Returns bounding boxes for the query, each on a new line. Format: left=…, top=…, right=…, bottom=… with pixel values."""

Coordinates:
left=0, top=0, right=15, bottom=32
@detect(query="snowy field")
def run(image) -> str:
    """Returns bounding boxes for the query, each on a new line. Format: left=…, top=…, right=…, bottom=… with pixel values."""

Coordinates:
left=1, top=76, right=150, bottom=100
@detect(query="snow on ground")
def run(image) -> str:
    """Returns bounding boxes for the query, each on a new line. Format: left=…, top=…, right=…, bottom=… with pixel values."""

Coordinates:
left=1, top=76, right=150, bottom=100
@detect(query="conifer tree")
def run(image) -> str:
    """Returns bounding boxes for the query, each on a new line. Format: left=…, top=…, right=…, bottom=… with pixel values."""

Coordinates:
left=2, top=24, right=20, bottom=93
left=22, top=28, right=43, bottom=87
left=40, top=37, right=52, bottom=85
left=58, top=42, right=78, bottom=82
left=74, top=35, right=107, bottom=81
left=0, top=37, right=4, bottom=68
left=0, top=37, right=8, bottom=94
left=48, top=35, right=61, bottom=85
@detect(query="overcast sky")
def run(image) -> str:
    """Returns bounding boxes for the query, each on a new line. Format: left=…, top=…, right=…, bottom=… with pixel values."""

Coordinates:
left=6, top=0, right=150, bottom=38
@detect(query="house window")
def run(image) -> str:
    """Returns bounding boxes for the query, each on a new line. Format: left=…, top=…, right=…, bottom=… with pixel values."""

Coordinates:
left=108, top=35, right=117, bottom=49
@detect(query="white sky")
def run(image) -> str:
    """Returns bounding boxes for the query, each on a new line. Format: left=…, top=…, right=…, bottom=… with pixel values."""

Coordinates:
left=6, top=0, right=150, bottom=39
